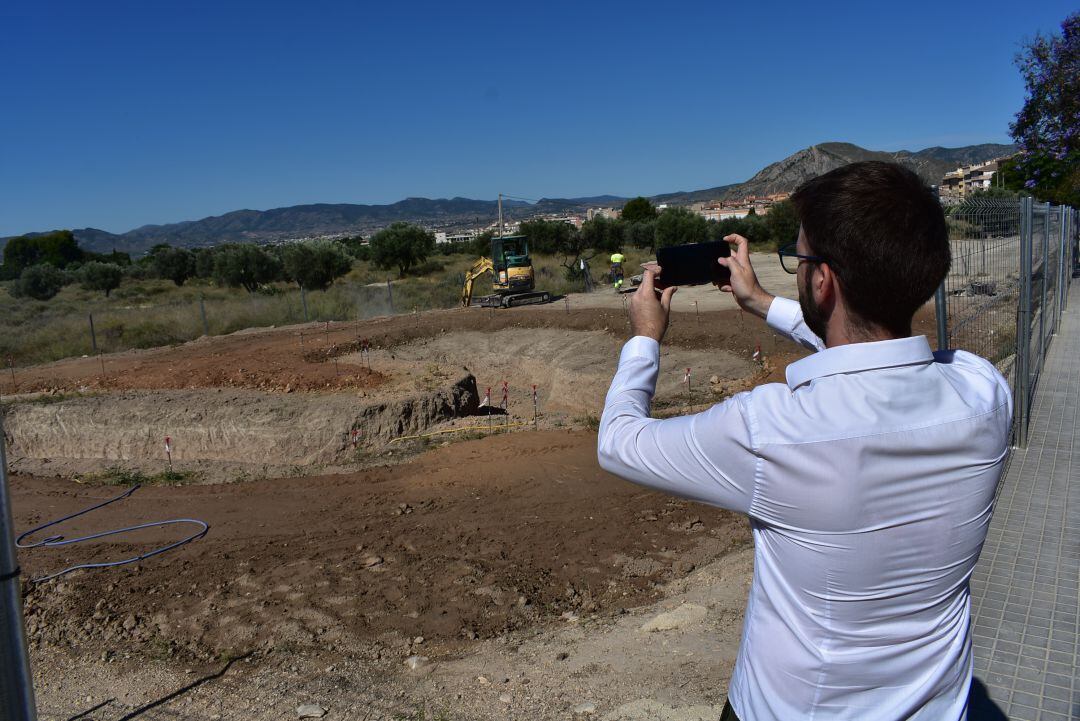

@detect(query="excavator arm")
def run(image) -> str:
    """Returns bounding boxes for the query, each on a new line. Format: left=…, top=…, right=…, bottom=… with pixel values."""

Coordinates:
left=461, top=256, right=494, bottom=307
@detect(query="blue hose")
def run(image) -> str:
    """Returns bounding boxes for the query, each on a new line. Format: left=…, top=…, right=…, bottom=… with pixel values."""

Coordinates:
left=16, top=484, right=209, bottom=583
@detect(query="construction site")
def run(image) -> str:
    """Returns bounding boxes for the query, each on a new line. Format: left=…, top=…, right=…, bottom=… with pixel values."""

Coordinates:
left=2, top=265, right=937, bottom=720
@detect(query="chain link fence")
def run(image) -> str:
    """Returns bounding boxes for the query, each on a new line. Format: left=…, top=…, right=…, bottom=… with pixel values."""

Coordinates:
left=934, top=196, right=1077, bottom=447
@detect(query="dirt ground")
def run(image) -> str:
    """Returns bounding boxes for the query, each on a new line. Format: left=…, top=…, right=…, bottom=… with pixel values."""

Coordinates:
left=17, top=431, right=752, bottom=720
left=6, top=267, right=942, bottom=720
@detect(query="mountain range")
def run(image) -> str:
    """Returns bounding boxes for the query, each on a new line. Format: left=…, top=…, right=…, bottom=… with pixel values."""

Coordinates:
left=5, top=142, right=1014, bottom=256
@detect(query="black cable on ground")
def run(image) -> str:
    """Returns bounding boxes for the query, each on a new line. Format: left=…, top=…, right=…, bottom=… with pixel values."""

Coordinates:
left=16, top=484, right=209, bottom=583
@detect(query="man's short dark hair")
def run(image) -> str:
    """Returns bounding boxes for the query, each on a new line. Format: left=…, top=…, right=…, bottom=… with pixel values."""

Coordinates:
left=790, top=161, right=950, bottom=337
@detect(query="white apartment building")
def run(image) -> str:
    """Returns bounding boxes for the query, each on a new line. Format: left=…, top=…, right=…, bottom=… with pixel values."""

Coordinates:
left=434, top=229, right=480, bottom=244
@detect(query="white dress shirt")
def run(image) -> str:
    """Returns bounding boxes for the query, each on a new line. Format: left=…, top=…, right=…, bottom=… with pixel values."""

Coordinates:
left=598, top=297, right=1012, bottom=721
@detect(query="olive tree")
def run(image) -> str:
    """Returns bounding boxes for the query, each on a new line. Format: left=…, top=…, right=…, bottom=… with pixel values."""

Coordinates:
left=79, top=261, right=124, bottom=297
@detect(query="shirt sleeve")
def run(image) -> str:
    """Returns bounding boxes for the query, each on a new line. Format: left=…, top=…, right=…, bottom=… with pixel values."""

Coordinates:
left=766, top=296, right=826, bottom=352
left=596, top=336, right=759, bottom=515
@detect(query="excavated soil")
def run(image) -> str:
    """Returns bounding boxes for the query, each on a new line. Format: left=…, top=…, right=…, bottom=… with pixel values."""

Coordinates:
left=1, top=305, right=809, bottom=479
left=0, top=306, right=799, bottom=396
left=3, top=375, right=479, bottom=481
left=14, top=431, right=750, bottom=666
left=9, top=291, right=943, bottom=720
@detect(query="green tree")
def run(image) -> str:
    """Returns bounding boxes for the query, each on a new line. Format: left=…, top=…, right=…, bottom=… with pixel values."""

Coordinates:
left=151, top=246, right=195, bottom=286
left=1008, top=12, right=1080, bottom=206
left=551, top=228, right=594, bottom=278
left=469, top=230, right=495, bottom=257
left=212, top=244, right=283, bottom=293
left=36, top=230, right=83, bottom=268
left=79, top=261, right=124, bottom=297
left=764, top=200, right=799, bottom=248
left=369, top=222, right=436, bottom=277
left=655, top=206, right=709, bottom=248
left=336, top=235, right=369, bottom=259
left=580, top=216, right=623, bottom=253
left=281, top=240, right=353, bottom=290
left=620, top=196, right=658, bottom=224
left=1, top=230, right=83, bottom=277
left=193, top=248, right=217, bottom=278
left=623, top=219, right=657, bottom=252
left=10, top=264, right=66, bottom=300
left=517, top=219, right=572, bottom=254
left=711, top=216, right=772, bottom=247
left=84, top=249, right=131, bottom=266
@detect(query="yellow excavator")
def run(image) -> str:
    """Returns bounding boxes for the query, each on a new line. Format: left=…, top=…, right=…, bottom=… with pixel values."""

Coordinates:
left=460, top=196, right=552, bottom=308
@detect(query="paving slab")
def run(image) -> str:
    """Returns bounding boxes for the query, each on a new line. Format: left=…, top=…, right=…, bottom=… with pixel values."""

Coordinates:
left=970, top=280, right=1080, bottom=720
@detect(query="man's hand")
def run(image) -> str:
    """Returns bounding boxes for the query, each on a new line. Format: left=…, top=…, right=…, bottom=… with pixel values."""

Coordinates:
left=630, top=266, right=676, bottom=343
left=717, top=234, right=774, bottom=320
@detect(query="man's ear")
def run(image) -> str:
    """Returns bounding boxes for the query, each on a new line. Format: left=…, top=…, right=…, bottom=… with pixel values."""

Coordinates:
left=816, top=263, right=839, bottom=312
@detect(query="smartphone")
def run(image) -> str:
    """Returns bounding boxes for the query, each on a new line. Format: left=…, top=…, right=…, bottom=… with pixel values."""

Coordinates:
left=654, top=241, right=731, bottom=288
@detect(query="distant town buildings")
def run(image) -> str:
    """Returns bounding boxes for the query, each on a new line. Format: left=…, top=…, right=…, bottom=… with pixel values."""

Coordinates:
left=587, top=207, right=621, bottom=221
left=396, top=191, right=799, bottom=245
left=693, top=192, right=790, bottom=222
left=938, top=157, right=1012, bottom=203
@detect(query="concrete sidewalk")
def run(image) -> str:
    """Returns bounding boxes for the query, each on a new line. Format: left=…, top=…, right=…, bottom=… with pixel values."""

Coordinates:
left=970, top=281, right=1080, bottom=720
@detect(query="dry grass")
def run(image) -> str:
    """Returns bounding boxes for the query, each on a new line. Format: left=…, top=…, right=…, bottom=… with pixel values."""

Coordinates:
left=0, top=250, right=647, bottom=367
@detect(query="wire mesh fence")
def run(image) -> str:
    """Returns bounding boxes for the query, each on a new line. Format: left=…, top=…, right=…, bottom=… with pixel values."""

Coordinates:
left=935, top=196, right=1077, bottom=447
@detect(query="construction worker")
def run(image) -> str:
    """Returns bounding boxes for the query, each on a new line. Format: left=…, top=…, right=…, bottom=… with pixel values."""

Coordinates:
left=610, top=251, right=626, bottom=290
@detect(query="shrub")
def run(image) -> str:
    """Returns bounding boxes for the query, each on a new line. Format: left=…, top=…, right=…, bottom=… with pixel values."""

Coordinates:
left=11, top=264, right=66, bottom=300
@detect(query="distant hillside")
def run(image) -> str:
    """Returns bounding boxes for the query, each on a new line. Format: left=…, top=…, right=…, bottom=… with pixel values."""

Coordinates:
left=2, top=142, right=1014, bottom=255
left=5, top=196, right=619, bottom=256
left=656, top=142, right=1015, bottom=204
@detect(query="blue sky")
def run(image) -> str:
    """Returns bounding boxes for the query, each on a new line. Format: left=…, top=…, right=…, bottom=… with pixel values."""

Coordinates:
left=0, top=0, right=1073, bottom=236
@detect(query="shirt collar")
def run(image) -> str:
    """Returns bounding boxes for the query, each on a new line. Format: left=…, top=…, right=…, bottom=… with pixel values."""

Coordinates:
left=785, top=335, right=935, bottom=390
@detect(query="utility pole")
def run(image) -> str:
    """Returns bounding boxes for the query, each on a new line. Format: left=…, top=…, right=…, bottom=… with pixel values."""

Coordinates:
left=498, top=193, right=504, bottom=239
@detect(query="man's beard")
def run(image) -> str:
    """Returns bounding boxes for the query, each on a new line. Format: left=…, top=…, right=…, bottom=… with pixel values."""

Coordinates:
left=799, top=269, right=829, bottom=343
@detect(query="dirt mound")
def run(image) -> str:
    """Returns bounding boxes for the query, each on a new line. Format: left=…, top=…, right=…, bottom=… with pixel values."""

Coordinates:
left=14, top=430, right=750, bottom=665
left=2, top=324, right=388, bottom=395
left=1, top=306, right=812, bottom=398
left=3, top=375, right=480, bottom=478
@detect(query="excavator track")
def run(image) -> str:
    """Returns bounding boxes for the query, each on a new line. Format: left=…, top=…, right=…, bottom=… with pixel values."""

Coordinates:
left=470, top=291, right=551, bottom=308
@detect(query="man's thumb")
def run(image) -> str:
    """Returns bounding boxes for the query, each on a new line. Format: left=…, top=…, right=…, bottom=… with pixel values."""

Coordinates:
left=660, top=286, right=677, bottom=311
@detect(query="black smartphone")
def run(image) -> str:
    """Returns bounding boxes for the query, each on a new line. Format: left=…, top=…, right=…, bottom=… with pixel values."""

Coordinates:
left=655, top=241, right=731, bottom=288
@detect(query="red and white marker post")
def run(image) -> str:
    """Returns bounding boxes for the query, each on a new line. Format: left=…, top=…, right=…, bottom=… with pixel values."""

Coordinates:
left=753, top=343, right=761, bottom=365
left=350, top=428, right=361, bottom=449
left=164, top=435, right=173, bottom=471
left=684, top=367, right=692, bottom=410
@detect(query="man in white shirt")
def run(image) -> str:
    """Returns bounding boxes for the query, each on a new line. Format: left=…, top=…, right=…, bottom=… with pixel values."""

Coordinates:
left=598, top=162, right=1012, bottom=720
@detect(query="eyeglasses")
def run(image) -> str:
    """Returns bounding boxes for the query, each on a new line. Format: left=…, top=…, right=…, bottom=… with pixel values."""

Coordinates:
left=777, top=243, right=830, bottom=274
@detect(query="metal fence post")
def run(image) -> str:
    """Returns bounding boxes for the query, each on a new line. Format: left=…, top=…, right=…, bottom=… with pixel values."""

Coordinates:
left=88, top=313, right=98, bottom=354
left=1038, top=203, right=1049, bottom=364
left=199, top=294, right=210, bottom=336
left=1063, top=207, right=1073, bottom=314
left=933, top=283, right=948, bottom=351
left=1015, top=196, right=1033, bottom=447
left=0, top=417, right=38, bottom=721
